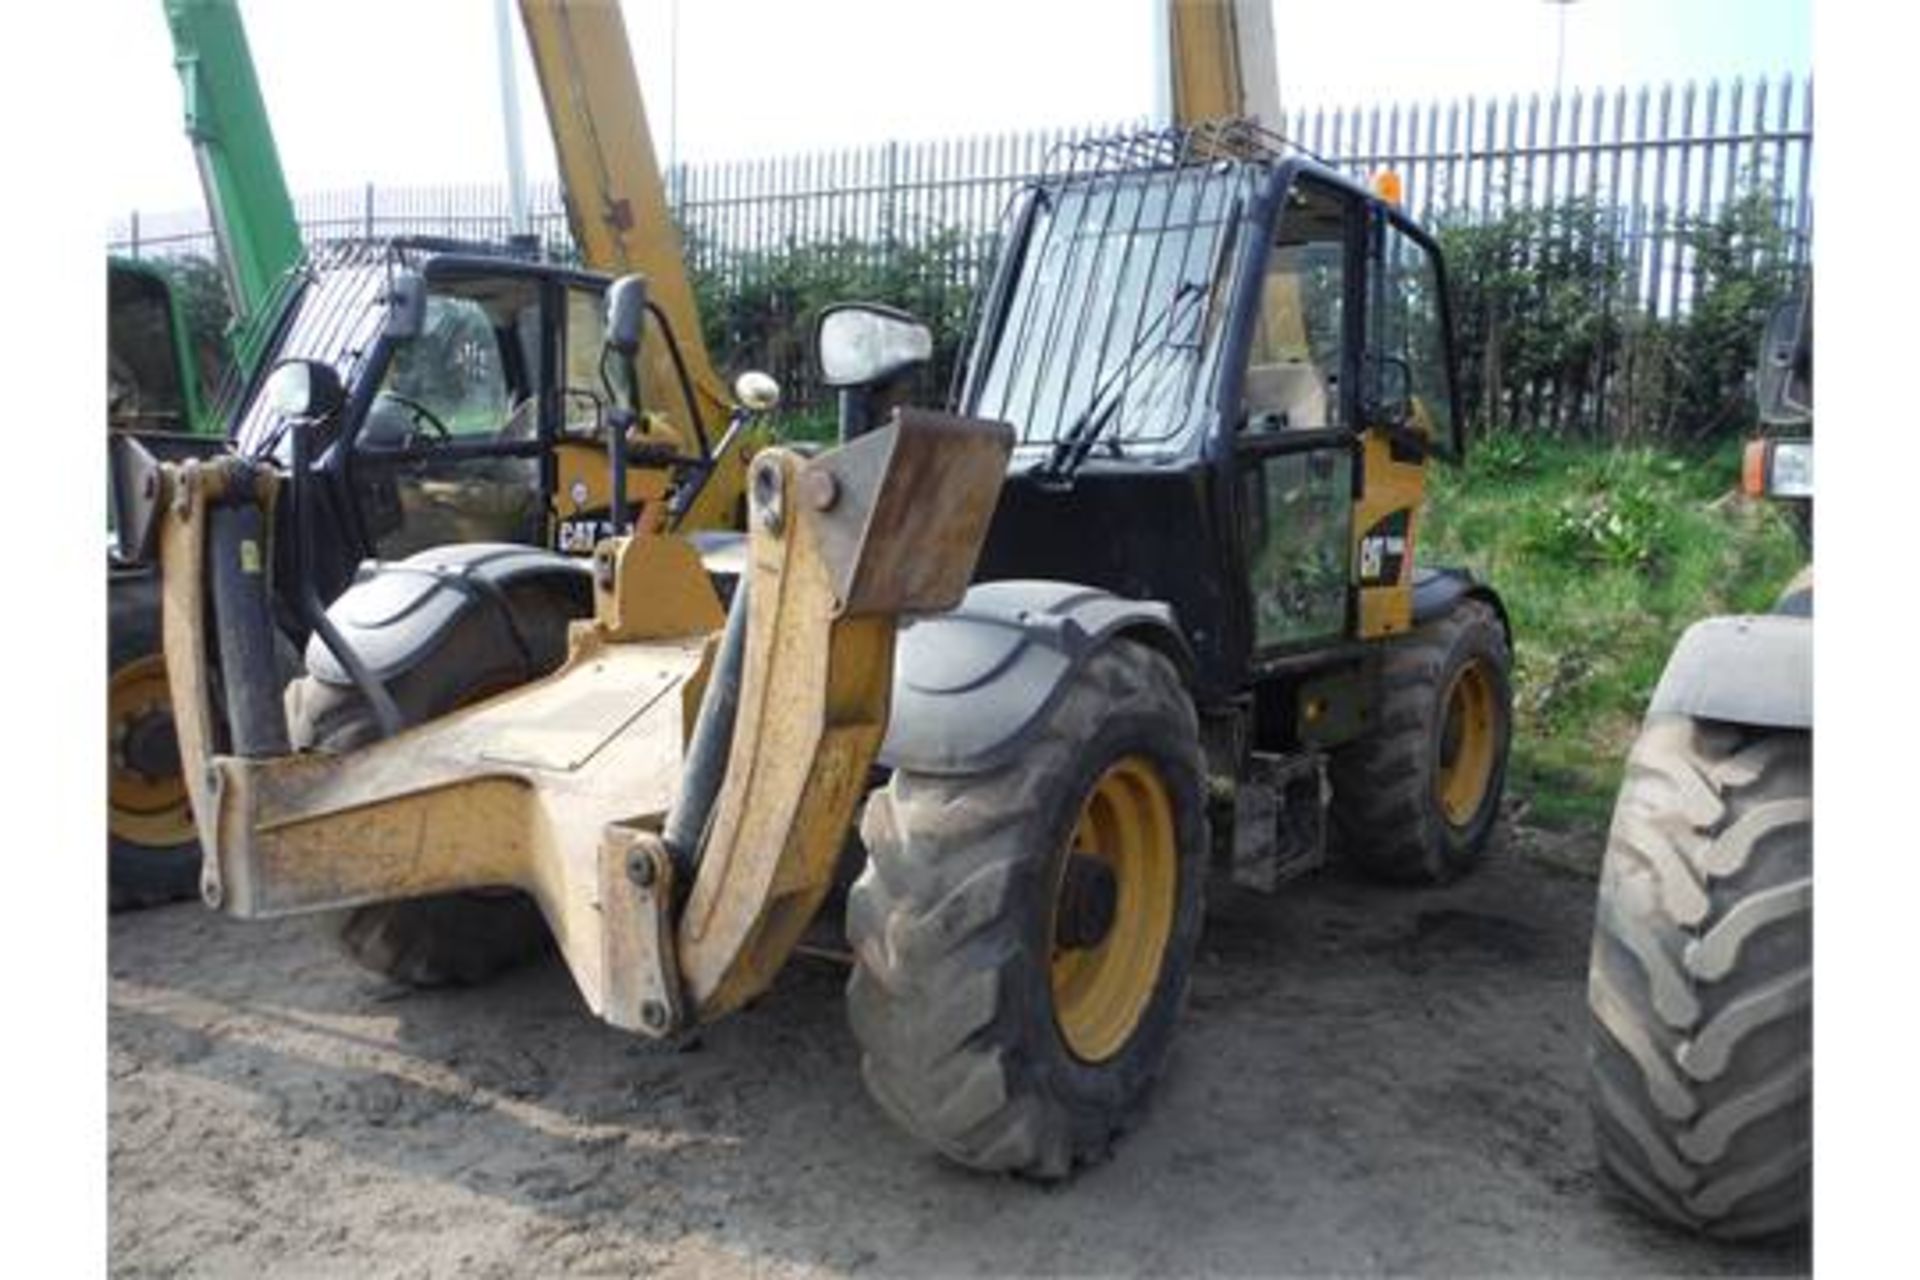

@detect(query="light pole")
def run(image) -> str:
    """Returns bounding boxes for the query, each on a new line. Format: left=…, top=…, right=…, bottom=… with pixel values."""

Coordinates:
left=492, top=0, right=529, bottom=237
left=1545, top=0, right=1580, bottom=99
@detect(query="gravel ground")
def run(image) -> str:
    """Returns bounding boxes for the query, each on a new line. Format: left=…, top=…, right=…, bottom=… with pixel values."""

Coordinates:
left=108, top=827, right=1811, bottom=1277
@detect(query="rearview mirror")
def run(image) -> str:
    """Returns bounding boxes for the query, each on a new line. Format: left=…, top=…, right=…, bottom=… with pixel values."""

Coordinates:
left=108, top=433, right=163, bottom=565
left=384, top=270, right=427, bottom=340
left=605, top=275, right=649, bottom=357
left=265, top=359, right=345, bottom=423
left=1368, top=353, right=1412, bottom=429
left=1755, top=287, right=1811, bottom=427
left=815, top=303, right=933, bottom=389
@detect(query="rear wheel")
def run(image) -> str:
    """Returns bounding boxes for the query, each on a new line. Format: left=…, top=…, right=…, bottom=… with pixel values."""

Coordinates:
left=108, top=577, right=198, bottom=910
left=286, top=578, right=585, bottom=987
left=846, top=640, right=1206, bottom=1178
left=1329, top=598, right=1512, bottom=882
left=1586, top=715, right=1811, bottom=1239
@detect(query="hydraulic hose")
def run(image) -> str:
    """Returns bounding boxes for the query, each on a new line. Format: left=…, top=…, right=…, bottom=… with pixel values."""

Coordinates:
left=287, top=420, right=404, bottom=739
left=661, top=572, right=749, bottom=876
left=208, top=493, right=292, bottom=757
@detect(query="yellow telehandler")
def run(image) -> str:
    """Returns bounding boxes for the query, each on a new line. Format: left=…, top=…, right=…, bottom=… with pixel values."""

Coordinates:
left=116, top=110, right=1514, bottom=1175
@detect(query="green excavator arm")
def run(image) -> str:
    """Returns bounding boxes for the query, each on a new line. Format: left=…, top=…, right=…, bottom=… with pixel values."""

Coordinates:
left=162, top=0, right=303, bottom=385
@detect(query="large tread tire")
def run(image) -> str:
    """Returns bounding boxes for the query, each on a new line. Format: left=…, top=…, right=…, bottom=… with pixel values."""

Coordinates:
left=1329, top=597, right=1512, bottom=883
left=846, top=640, right=1207, bottom=1179
left=287, top=579, right=586, bottom=988
left=1586, top=715, right=1811, bottom=1240
left=108, top=576, right=200, bottom=911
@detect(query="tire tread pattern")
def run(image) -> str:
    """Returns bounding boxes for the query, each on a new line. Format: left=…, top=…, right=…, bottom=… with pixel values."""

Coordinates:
left=846, top=641, right=1205, bottom=1178
left=1586, top=716, right=1812, bottom=1239
left=1328, top=598, right=1512, bottom=882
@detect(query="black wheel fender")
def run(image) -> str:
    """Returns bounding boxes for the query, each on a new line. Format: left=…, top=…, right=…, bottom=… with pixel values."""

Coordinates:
left=1413, top=565, right=1511, bottom=642
left=878, top=579, right=1193, bottom=777
left=301, top=542, right=591, bottom=689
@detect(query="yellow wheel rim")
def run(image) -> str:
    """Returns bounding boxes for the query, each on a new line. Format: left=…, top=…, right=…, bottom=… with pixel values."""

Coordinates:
left=1050, top=755, right=1178, bottom=1064
left=1435, top=659, right=1499, bottom=828
left=107, top=654, right=195, bottom=848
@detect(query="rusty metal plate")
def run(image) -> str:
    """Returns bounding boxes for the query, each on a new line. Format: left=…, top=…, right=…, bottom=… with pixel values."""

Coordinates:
left=804, top=409, right=1013, bottom=618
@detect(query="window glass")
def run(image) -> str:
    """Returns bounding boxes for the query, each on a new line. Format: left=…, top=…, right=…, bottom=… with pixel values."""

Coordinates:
left=1244, top=183, right=1348, bottom=433
left=1369, top=221, right=1454, bottom=446
left=563, top=288, right=607, bottom=438
left=377, top=294, right=511, bottom=438
left=1243, top=449, right=1352, bottom=647
left=107, top=285, right=187, bottom=430
left=972, top=169, right=1249, bottom=457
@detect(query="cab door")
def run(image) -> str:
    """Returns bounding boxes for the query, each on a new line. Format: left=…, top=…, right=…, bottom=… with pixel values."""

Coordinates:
left=1352, top=207, right=1463, bottom=639
left=349, top=276, right=552, bottom=560
left=1235, top=174, right=1361, bottom=657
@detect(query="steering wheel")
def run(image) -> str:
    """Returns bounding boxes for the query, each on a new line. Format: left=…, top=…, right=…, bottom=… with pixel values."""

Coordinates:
left=377, top=391, right=454, bottom=443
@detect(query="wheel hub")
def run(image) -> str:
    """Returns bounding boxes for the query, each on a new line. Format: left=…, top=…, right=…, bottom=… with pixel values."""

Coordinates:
left=108, top=654, right=196, bottom=849
left=120, top=706, right=181, bottom=781
left=1435, top=659, right=1498, bottom=828
left=1049, top=755, right=1178, bottom=1064
left=1055, top=854, right=1118, bottom=950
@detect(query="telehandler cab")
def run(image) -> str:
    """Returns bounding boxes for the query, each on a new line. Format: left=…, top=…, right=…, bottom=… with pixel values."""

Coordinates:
left=118, top=121, right=1514, bottom=1177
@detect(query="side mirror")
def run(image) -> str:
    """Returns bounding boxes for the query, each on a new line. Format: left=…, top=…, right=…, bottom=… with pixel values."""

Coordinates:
left=1755, top=288, right=1811, bottom=427
left=265, top=359, right=346, bottom=424
left=384, top=270, right=427, bottom=340
left=605, top=274, right=649, bottom=357
left=1368, top=353, right=1413, bottom=429
left=108, top=434, right=164, bottom=565
left=815, top=303, right=933, bottom=389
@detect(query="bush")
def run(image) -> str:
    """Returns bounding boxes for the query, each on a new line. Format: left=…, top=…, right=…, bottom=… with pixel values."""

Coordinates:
left=689, top=228, right=988, bottom=419
left=1629, top=186, right=1799, bottom=443
left=166, top=254, right=235, bottom=396
left=1435, top=196, right=1630, bottom=436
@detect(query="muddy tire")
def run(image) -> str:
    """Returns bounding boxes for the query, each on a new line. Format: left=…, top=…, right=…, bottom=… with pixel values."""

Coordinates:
left=108, top=576, right=200, bottom=911
left=846, top=640, right=1207, bottom=1178
left=1586, top=715, right=1811, bottom=1239
left=287, top=579, right=586, bottom=988
left=1329, top=598, right=1511, bottom=882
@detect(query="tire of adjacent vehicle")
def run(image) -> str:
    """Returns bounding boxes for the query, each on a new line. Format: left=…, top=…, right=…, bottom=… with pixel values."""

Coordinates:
left=108, top=576, right=200, bottom=911
left=845, top=639, right=1207, bottom=1179
left=286, top=578, right=586, bottom=987
left=1328, top=597, right=1512, bottom=883
left=1586, top=714, right=1811, bottom=1240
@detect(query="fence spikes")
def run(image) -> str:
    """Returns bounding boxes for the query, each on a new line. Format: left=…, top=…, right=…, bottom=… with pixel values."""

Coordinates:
left=108, top=79, right=1810, bottom=438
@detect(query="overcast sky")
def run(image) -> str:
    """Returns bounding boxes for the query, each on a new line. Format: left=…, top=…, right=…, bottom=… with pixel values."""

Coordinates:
left=104, top=0, right=1810, bottom=218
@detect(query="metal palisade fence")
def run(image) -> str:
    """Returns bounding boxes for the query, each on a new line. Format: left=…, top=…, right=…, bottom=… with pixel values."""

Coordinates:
left=110, top=74, right=1811, bottom=428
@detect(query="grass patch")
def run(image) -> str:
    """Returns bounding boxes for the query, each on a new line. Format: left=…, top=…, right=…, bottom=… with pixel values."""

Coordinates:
left=1422, top=433, right=1803, bottom=834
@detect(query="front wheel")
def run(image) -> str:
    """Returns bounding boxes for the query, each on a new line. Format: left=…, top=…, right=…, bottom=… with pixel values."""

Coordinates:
left=108, top=577, right=199, bottom=910
left=845, top=640, right=1207, bottom=1178
left=286, top=576, right=586, bottom=987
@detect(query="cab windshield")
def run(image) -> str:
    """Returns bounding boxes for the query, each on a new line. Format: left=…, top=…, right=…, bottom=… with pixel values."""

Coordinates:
left=967, top=165, right=1253, bottom=462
